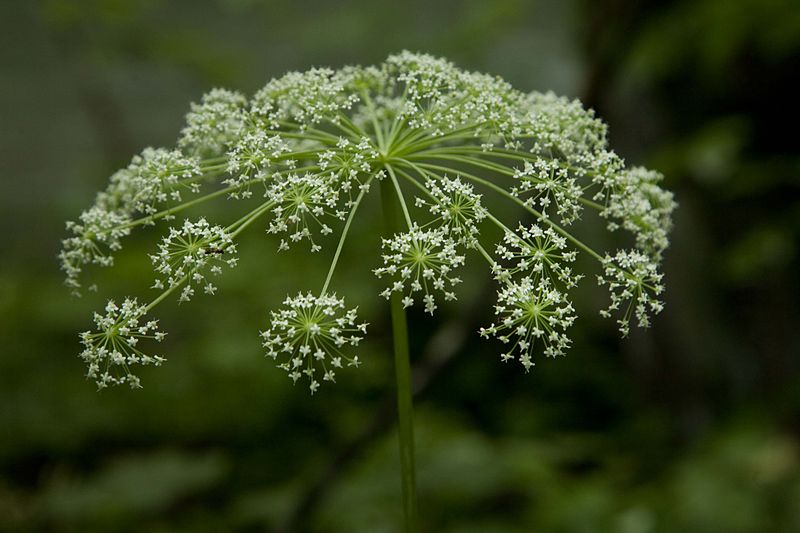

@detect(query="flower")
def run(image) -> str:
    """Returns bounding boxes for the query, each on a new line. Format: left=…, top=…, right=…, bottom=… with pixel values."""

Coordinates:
left=179, top=88, right=248, bottom=157
left=384, top=51, right=525, bottom=141
left=224, top=130, right=295, bottom=198
left=59, top=148, right=205, bottom=292
left=62, top=52, right=675, bottom=391
left=415, top=176, right=487, bottom=247
left=251, top=67, right=361, bottom=128
left=374, top=225, right=465, bottom=314
left=60, top=206, right=132, bottom=292
left=525, top=91, right=610, bottom=162
left=493, top=224, right=581, bottom=289
left=317, top=136, right=378, bottom=198
left=265, top=172, right=346, bottom=252
left=480, top=278, right=576, bottom=370
left=511, top=159, right=583, bottom=224
left=101, top=148, right=202, bottom=215
left=260, top=292, right=367, bottom=393
left=151, top=218, right=238, bottom=301
left=598, top=249, right=665, bottom=336
left=79, top=298, right=166, bottom=389
left=595, top=167, right=676, bottom=259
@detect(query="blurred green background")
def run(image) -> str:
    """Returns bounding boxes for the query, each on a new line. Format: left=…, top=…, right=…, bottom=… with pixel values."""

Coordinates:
left=1, top=0, right=799, bottom=531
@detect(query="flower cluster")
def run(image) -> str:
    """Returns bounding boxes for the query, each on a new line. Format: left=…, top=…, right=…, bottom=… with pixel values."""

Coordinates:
left=317, top=136, right=378, bottom=193
left=251, top=67, right=361, bottom=128
left=102, top=148, right=203, bottom=215
left=374, top=226, right=465, bottom=314
left=79, top=298, right=166, bottom=389
left=384, top=51, right=524, bottom=141
left=415, top=176, right=487, bottom=247
left=595, top=166, right=676, bottom=259
left=151, top=218, right=238, bottom=302
left=260, top=293, right=367, bottom=393
left=61, top=148, right=205, bottom=293
left=511, top=159, right=583, bottom=224
left=598, top=250, right=665, bottom=336
left=493, top=224, right=580, bottom=289
left=524, top=91, right=609, bottom=163
left=62, top=51, right=674, bottom=391
left=479, top=278, right=576, bottom=371
left=225, top=131, right=295, bottom=197
left=179, top=88, right=248, bottom=157
left=60, top=206, right=132, bottom=292
left=265, top=172, right=346, bottom=252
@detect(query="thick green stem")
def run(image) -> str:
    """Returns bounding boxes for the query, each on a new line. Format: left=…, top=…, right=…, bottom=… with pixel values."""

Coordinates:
left=380, top=177, right=419, bottom=532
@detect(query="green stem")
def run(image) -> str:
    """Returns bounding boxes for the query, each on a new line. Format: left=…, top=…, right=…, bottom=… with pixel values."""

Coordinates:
left=360, top=90, right=387, bottom=152
left=385, top=164, right=413, bottom=228
left=228, top=201, right=273, bottom=238
left=143, top=275, right=187, bottom=314
left=334, top=111, right=370, bottom=140
left=385, top=86, right=409, bottom=148
left=101, top=179, right=263, bottom=235
left=380, top=178, right=418, bottom=532
left=276, top=121, right=341, bottom=143
left=409, top=146, right=608, bottom=203
left=390, top=122, right=485, bottom=156
left=320, top=178, right=372, bottom=295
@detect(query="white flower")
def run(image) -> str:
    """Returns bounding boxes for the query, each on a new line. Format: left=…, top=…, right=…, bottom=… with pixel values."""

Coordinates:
left=265, top=172, right=345, bottom=252
left=178, top=88, right=248, bottom=156
left=374, top=225, right=465, bottom=314
left=415, top=176, right=487, bottom=247
left=524, top=91, right=609, bottom=162
left=101, top=148, right=202, bottom=215
left=151, top=218, right=237, bottom=301
left=511, top=159, right=583, bottom=224
left=384, top=51, right=525, bottom=140
left=493, top=224, right=581, bottom=289
left=251, top=67, right=361, bottom=128
left=224, top=130, right=295, bottom=198
left=62, top=52, right=675, bottom=392
left=598, top=249, right=665, bottom=336
left=260, top=292, right=367, bottom=393
left=318, top=136, right=378, bottom=186
left=595, top=167, right=676, bottom=259
left=60, top=206, right=132, bottom=292
left=480, top=278, right=576, bottom=370
left=79, top=298, right=166, bottom=389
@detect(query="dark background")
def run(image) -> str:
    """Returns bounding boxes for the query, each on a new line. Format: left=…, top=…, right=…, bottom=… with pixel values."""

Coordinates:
left=1, top=1, right=799, bottom=531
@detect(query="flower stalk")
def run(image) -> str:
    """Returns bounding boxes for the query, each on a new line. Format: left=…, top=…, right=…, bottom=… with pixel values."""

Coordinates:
left=381, top=173, right=419, bottom=532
